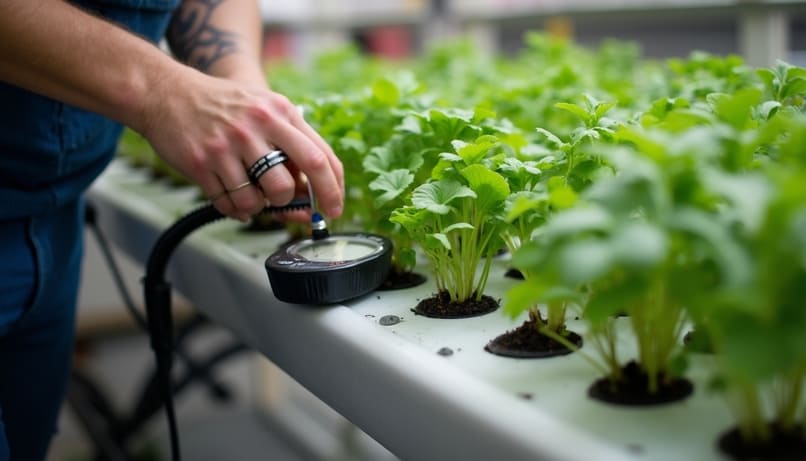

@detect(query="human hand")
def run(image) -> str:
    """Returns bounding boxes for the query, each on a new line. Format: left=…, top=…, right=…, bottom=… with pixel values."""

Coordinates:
left=136, top=69, right=343, bottom=222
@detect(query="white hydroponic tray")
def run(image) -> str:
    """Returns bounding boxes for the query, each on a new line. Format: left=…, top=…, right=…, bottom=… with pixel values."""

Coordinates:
left=88, top=159, right=737, bottom=461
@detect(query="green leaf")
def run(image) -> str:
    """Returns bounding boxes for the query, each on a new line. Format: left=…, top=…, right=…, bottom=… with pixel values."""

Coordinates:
left=668, top=207, right=752, bottom=287
left=397, top=115, right=422, bottom=134
left=555, top=102, right=591, bottom=124
left=364, top=143, right=424, bottom=174
left=506, top=192, right=545, bottom=223
left=371, top=78, right=400, bottom=106
left=661, top=110, right=715, bottom=132
left=756, top=100, right=782, bottom=120
left=390, top=207, right=428, bottom=235
left=504, top=279, right=580, bottom=319
left=501, top=157, right=542, bottom=177
left=712, top=87, right=762, bottom=130
left=504, top=279, right=542, bottom=319
left=510, top=240, right=550, bottom=271
left=784, top=63, right=806, bottom=81
left=339, top=137, right=366, bottom=154
left=411, top=180, right=475, bottom=214
left=558, top=239, right=614, bottom=285
left=756, top=67, right=777, bottom=94
left=541, top=206, right=613, bottom=243
left=571, top=127, right=600, bottom=144
left=646, top=97, right=691, bottom=120
left=614, top=126, right=665, bottom=158
left=609, top=222, right=668, bottom=269
left=442, top=222, right=474, bottom=234
left=453, top=135, right=499, bottom=165
left=460, top=164, right=510, bottom=213
left=425, top=233, right=451, bottom=251
left=550, top=186, right=578, bottom=210
left=369, top=169, right=414, bottom=206
left=585, top=280, right=645, bottom=325
left=547, top=176, right=578, bottom=209
left=594, top=101, right=616, bottom=121
left=363, top=146, right=393, bottom=174
left=717, top=312, right=791, bottom=382
left=668, top=352, right=689, bottom=377
left=395, top=247, right=417, bottom=271
left=535, top=127, right=565, bottom=148
left=781, top=77, right=806, bottom=99
left=438, top=152, right=463, bottom=163
left=704, top=170, right=772, bottom=233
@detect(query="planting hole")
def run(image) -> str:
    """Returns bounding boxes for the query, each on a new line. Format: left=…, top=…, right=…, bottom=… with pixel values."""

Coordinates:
left=412, top=291, right=499, bottom=319
left=377, top=271, right=427, bottom=291
left=588, top=361, right=694, bottom=406
left=718, top=424, right=806, bottom=461
left=485, top=319, right=583, bottom=359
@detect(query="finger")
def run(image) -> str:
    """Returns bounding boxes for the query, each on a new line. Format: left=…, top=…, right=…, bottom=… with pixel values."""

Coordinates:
left=215, top=156, right=263, bottom=220
left=199, top=174, right=226, bottom=203
left=291, top=117, right=344, bottom=193
left=264, top=120, right=343, bottom=218
left=197, top=172, right=239, bottom=217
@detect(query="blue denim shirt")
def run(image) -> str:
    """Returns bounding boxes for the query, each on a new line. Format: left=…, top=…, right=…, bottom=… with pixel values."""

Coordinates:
left=0, top=0, right=180, bottom=220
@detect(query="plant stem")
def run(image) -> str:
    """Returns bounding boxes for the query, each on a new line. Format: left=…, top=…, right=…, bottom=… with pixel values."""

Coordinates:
left=547, top=300, right=567, bottom=333
left=735, top=382, right=769, bottom=442
left=774, top=366, right=805, bottom=432
left=630, top=279, right=684, bottom=394
left=539, top=325, right=609, bottom=376
left=590, top=319, right=622, bottom=382
left=476, top=253, right=493, bottom=301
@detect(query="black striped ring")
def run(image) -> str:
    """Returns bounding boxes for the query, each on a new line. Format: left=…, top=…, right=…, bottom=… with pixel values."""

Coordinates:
left=248, top=149, right=289, bottom=185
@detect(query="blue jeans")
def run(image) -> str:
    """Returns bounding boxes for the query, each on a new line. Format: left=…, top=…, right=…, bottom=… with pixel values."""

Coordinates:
left=0, top=1, right=179, bottom=459
left=0, top=200, right=84, bottom=461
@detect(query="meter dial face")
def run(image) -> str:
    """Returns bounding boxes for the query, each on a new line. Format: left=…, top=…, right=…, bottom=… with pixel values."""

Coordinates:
left=291, top=238, right=379, bottom=262
left=266, top=233, right=393, bottom=304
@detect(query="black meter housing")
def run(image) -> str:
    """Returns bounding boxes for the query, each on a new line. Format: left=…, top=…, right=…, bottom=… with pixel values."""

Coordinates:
left=265, top=233, right=393, bottom=304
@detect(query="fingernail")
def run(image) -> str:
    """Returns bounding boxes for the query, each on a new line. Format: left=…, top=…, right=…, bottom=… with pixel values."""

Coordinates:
left=329, top=205, right=342, bottom=218
left=238, top=213, right=250, bottom=223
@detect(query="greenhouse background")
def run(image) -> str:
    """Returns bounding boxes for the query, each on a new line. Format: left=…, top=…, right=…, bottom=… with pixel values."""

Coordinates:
left=56, top=1, right=806, bottom=460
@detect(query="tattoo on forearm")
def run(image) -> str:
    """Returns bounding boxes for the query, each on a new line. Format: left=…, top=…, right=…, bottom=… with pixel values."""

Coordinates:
left=168, top=0, right=239, bottom=72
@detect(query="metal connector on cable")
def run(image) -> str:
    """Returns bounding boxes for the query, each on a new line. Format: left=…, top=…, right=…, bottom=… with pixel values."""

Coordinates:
left=306, top=181, right=329, bottom=240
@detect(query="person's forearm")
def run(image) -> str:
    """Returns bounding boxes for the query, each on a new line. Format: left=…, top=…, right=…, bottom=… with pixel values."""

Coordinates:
left=0, top=0, right=189, bottom=133
left=168, top=0, right=265, bottom=86
left=0, top=0, right=344, bottom=222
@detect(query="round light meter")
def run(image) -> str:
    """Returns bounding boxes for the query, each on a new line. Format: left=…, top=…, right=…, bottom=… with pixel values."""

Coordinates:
left=265, top=233, right=392, bottom=304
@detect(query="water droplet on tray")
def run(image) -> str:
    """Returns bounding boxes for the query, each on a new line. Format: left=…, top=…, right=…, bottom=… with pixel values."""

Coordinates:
left=379, top=315, right=401, bottom=326
left=437, top=347, right=454, bottom=356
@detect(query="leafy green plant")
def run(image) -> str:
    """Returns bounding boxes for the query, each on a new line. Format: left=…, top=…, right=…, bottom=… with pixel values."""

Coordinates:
left=756, top=60, right=806, bottom=108
left=365, top=106, right=522, bottom=274
left=302, top=74, right=430, bottom=274
left=391, top=135, right=510, bottom=306
left=689, top=112, right=806, bottom=448
left=498, top=95, right=618, bottom=345
left=506, top=122, right=742, bottom=396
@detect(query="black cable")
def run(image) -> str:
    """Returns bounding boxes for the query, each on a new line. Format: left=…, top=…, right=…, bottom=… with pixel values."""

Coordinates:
left=87, top=205, right=245, bottom=403
left=145, top=205, right=223, bottom=461
left=143, top=199, right=310, bottom=461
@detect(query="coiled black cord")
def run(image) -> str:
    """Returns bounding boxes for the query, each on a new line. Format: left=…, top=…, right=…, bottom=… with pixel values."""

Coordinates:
left=143, top=199, right=309, bottom=461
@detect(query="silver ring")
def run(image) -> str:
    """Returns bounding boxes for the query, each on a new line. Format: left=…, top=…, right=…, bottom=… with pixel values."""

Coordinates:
left=248, top=149, right=289, bottom=185
left=208, top=181, right=252, bottom=201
